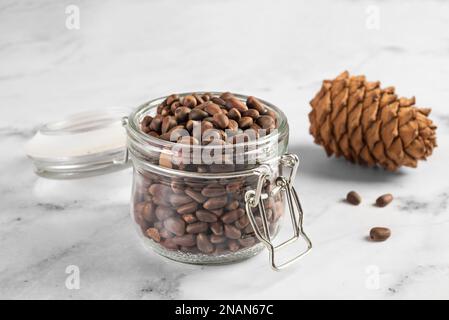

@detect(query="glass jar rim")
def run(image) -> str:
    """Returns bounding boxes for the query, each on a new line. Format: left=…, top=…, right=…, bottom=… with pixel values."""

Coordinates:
left=126, top=92, right=289, bottom=151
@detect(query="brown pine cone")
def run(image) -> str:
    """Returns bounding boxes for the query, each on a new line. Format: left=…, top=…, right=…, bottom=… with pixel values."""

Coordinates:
left=309, top=71, right=437, bottom=171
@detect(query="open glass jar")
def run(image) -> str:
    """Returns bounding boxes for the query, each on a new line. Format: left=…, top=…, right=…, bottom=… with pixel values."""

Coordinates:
left=25, top=92, right=311, bottom=270
left=124, top=93, right=312, bottom=270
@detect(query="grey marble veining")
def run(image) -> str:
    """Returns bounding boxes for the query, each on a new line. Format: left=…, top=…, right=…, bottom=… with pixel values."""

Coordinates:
left=1, top=0, right=449, bottom=300
left=396, top=192, right=449, bottom=216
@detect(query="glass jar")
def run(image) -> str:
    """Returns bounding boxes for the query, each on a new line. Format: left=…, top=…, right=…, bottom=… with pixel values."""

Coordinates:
left=25, top=93, right=312, bottom=270
left=124, top=93, right=312, bottom=270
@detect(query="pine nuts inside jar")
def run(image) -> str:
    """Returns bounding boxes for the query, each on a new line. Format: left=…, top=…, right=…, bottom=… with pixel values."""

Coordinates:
left=125, top=92, right=302, bottom=265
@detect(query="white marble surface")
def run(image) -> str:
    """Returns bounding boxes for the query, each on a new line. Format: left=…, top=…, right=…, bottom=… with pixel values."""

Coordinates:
left=1, top=0, right=449, bottom=300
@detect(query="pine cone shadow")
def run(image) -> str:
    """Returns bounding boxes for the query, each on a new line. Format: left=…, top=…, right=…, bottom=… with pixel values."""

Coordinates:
left=288, top=143, right=405, bottom=183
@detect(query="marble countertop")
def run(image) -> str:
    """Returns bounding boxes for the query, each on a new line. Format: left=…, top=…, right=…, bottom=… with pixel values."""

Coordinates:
left=1, top=0, right=449, bottom=300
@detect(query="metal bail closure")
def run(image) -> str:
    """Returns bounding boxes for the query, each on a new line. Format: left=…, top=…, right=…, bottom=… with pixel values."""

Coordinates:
left=244, top=154, right=312, bottom=271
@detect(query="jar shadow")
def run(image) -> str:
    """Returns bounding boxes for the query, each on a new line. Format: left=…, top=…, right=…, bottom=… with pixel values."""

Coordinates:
left=288, top=143, right=406, bottom=183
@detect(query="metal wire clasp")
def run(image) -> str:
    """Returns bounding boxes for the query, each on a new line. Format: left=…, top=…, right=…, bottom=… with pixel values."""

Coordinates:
left=244, top=154, right=312, bottom=271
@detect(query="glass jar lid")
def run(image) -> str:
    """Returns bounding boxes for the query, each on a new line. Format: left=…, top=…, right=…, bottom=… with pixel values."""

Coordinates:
left=25, top=108, right=132, bottom=179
